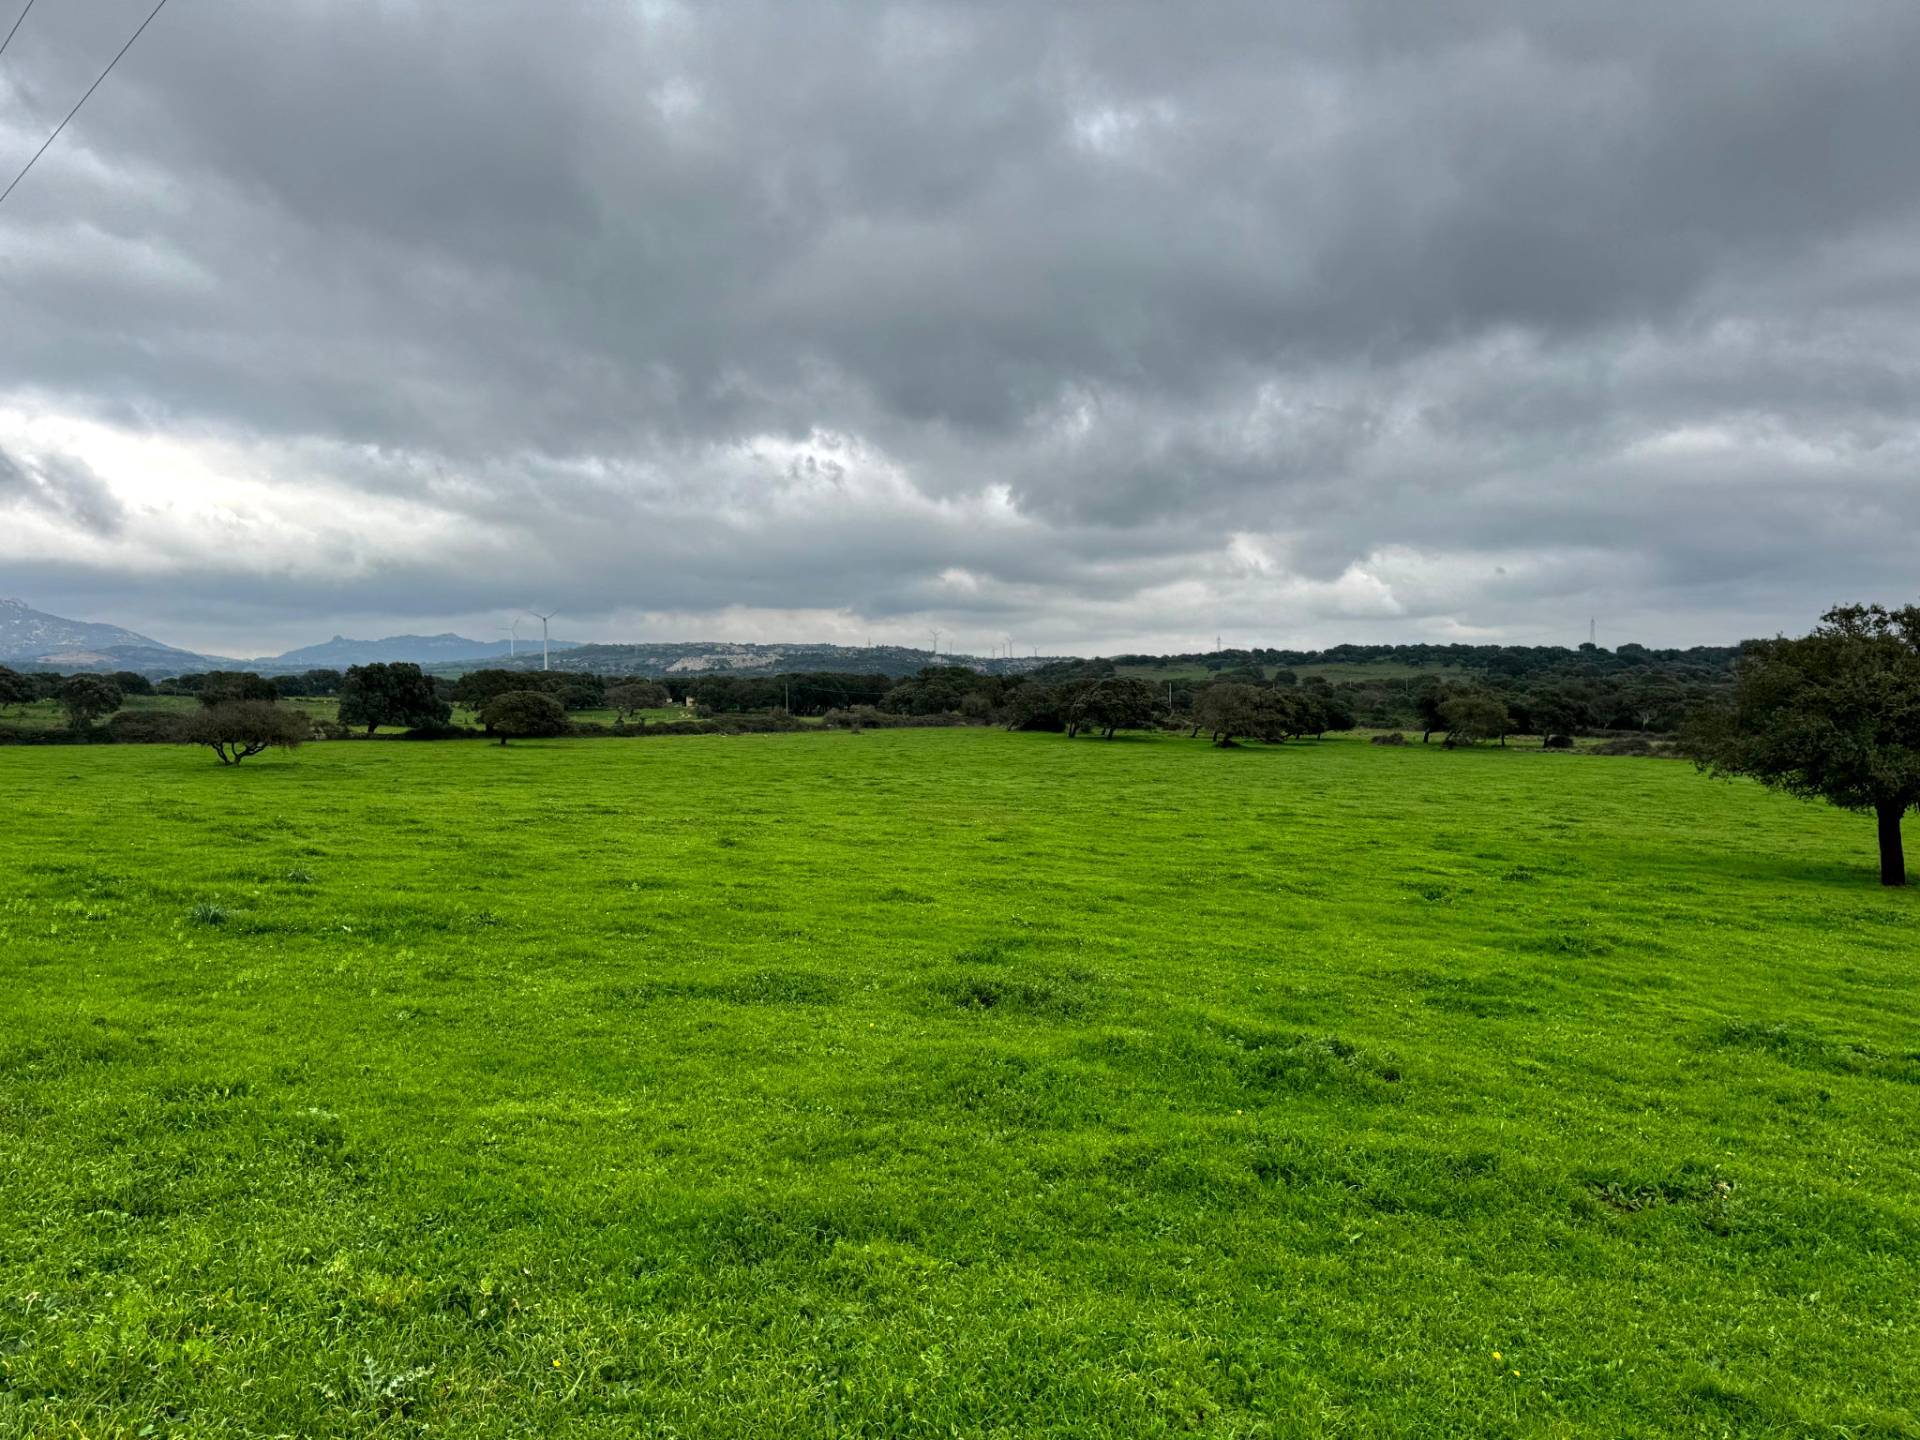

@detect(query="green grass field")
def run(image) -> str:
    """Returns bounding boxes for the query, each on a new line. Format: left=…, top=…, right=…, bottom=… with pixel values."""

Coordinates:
left=3, top=731, right=1916, bottom=1436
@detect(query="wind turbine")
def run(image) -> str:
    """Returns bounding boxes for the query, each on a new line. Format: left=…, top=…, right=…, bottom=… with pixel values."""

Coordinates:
left=500, top=617, right=519, bottom=658
left=525, top=609, right=557, bottom=671
left=929, top=627, right=941, bottom=658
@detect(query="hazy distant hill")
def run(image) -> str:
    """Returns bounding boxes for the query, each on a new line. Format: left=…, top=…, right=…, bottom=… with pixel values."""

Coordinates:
left=424, top=641, right=1059, bottom=679
left=0, top=602, right=1049, bottom=679
left=0, top=599, right=219, bottom=672
left=261, top=632, right=582, bottom=669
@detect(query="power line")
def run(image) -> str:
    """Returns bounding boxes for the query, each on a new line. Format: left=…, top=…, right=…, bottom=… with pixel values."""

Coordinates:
left=0, top=0, right=38, bottom=62
left=0, top=0, right=172, bottom=210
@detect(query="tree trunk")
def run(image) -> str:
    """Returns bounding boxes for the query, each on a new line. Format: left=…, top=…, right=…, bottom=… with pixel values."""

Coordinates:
left=1877, top=801, right=1907, bottom=887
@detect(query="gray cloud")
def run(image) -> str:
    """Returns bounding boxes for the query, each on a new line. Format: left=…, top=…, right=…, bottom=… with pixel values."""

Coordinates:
left=3, top=0, right=1919, bottom=656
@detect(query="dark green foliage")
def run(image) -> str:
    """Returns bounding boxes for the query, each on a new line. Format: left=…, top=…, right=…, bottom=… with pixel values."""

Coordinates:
left=1440, top=689, right=1511, bottom=746
left=449, top=667, right=531, bottom=714
left=274, top=668, right=345, bottom=697
left=0, top=665, right=31, bottom=712
left=1688, top=603, right=1920, bottom=884
left=605, top=680, right=670, bottom=721
left=57, top=674, right=122, bottom=730
left=1063, top=676, right=1157, bottom=737
left=195, top=670, right=280, bottom=706
left=1191, top=684, right=1321, bottom=745
left=179, top=700, right=310, bottom=764
left=105, top=708, right=186, bottom=743
left=478, top=689, right=569, bottom=743
left=880, top=665, right=1008, bottom=717
left=338, top=662, right=451, bottom=735
left=108, top=670, right=155, bottom=696
left=1000, top=682, right=1070, bottom=732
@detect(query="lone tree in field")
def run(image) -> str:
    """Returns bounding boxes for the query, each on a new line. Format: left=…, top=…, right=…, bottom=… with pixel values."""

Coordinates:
left=337, top=662, right=450, bottom=735
left=58, top=675, right=123, bottom=730
left=606, top=680, right=670, bottom=723
left=1441, top=690, right=1511, bottom=746
left=480, top=690, right=569, bottom=745
left=1686, top=604, right=1920, bottom=886
left=180, top=700, right=310, bottom=764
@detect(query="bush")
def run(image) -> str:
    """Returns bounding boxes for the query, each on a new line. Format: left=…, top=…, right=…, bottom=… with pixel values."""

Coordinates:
left=1594, top=737, right=1654, bottom=756
left=396, top=724, right=482, bottom=740
left=1543, top=733, right=1576, bottom=750
left=1370, top=732, right=1407, bottom=746
left=823, top=707, right=968, bottom=730
left=106, top=709, right=186, bottom=744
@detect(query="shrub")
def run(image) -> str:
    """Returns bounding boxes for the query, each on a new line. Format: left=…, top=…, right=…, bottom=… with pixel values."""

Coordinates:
left=1370, top=732, right=1407, bottom=746
left=823, top=707, right=966, bottom=730
left=106, top=709, right=186, bottom=744
left=1595, top=737, right=1655, bottom=756
left=1543, top=733, right=1576, bottom=750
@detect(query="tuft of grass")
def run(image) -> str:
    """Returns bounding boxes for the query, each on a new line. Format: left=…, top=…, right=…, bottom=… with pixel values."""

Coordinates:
left=188, top=901, right=230, bottom=926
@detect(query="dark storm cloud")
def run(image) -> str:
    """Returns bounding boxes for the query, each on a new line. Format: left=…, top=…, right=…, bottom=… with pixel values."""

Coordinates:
left=3, top=0, right=1918, bottom=654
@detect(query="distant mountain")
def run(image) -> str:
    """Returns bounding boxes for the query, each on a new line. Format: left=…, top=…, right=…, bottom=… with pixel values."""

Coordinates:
left=0, top=599, right=218, bottom=672
left=422, top=641, right=1059, bottom=680
left=260, top=632, right=582, bottom=669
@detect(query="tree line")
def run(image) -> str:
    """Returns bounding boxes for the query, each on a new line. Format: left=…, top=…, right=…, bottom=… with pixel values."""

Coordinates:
left=9, top=608, right=1919, bottom=888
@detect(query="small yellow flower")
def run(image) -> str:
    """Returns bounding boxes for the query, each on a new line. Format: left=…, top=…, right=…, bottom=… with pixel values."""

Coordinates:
left=553, top=1359, right=562, bottom=1369
left=1511, top=1370, right=1521, bottom=1378
left=1492, top=1351, right=1501, bottom=1361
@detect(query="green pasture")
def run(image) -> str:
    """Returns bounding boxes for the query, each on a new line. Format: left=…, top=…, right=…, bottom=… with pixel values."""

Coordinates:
left=1, top=731, right=1915, bottom=1436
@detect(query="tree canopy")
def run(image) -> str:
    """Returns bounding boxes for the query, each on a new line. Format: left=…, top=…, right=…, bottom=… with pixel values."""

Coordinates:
left=180, top=701, right=310, bottom=765
left=480, top=690, right=569, bottom=744
left=1440, top=690, right=1511, bottom=746
left=338, top=663, right=451, bottom=735
left=606, top=681, right=671, bottom=722
left=1064, top=677, right=1157, bottom=738
left=1686, top=604, right=1920, bottom=886
left=58, top=675, right=123, bottom=730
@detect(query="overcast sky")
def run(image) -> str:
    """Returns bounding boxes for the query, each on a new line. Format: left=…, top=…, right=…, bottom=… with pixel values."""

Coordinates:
left=3, top=1, right=1917, bottom=658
